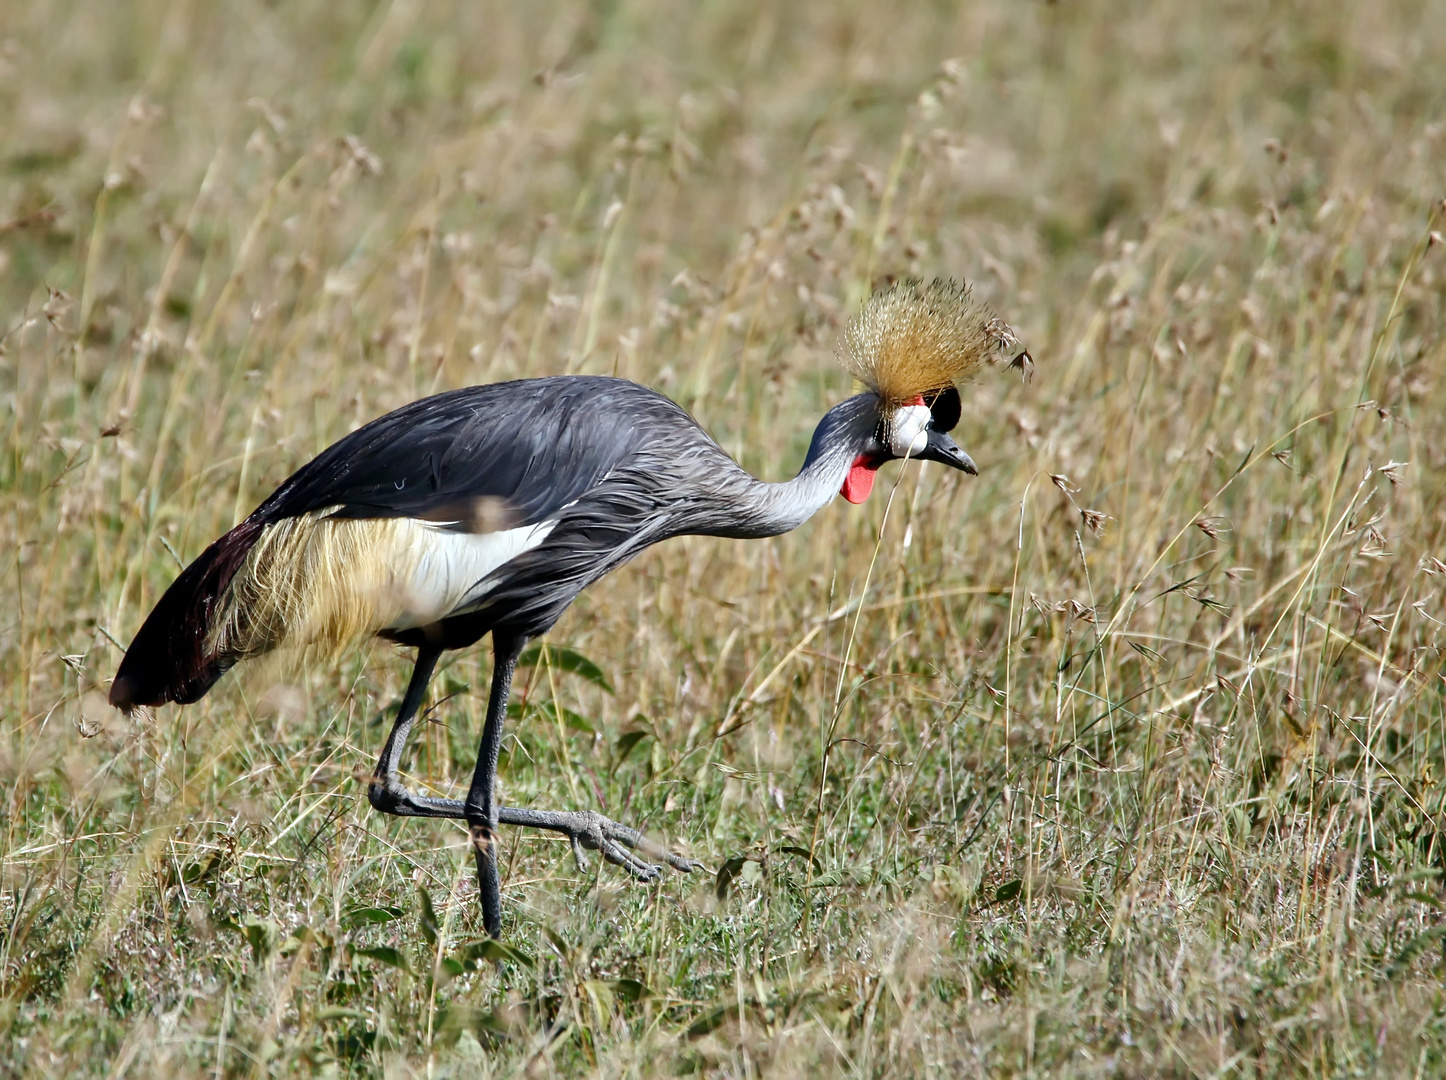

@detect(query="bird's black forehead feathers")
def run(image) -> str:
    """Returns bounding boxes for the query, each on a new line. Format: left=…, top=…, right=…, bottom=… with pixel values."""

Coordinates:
left=925, top=386, right=961, bottom=433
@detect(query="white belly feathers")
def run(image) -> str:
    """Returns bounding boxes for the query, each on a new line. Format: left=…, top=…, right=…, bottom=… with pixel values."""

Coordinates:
left=386, top=518, right=557, bottom=629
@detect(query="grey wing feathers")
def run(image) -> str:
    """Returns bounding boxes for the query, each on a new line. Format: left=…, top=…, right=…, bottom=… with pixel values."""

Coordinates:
left=250, top=376, right=695, bottom=529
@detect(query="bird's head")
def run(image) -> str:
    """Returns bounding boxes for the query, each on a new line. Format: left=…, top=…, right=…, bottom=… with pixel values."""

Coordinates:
left=833, top=278, right=1031, bottom=504
left=837, top=384, right=977, bottom=504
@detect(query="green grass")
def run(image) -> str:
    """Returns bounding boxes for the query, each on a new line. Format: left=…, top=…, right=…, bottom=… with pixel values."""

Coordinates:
left=3, top=1, right=1446, bottom=1075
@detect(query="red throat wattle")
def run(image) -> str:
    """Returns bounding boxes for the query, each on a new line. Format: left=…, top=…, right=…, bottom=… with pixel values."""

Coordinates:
left=841, top=455, right=879, bottom=503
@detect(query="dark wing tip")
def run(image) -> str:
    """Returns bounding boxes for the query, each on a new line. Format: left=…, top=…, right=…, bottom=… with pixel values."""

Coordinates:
left=108, top=674, right=141, bottom=712
left=109, top=655, right=179, bottom=712
left=108, top=519, right=264, bottom=714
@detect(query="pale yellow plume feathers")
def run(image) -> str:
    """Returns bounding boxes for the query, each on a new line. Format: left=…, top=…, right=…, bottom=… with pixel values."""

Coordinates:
left=840, top=278, right=1029, bottom=406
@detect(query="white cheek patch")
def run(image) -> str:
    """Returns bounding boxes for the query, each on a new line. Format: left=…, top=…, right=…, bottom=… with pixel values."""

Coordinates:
left=889, top=404, right=932, bottom=457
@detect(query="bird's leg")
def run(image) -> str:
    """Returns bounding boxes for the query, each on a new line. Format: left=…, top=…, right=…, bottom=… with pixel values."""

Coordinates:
left=361, top=643, right=701, bottom=894
left=367, top=646, right=467, bottom=819
left=463, top=633, right=525, bottom=938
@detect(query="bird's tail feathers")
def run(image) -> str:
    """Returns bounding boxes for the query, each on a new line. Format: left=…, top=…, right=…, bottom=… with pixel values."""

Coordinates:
left=110, top=514, right=402, bottom=711
left=111, top=511, right=523, bottom=711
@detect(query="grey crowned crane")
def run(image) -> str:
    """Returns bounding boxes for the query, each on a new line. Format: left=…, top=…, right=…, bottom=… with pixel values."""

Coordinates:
left=110, top=279, right=1029, bottom=938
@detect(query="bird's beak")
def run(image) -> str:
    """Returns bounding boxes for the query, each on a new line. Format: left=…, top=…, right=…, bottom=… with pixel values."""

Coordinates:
left=915, top=429, right=977, bottom=475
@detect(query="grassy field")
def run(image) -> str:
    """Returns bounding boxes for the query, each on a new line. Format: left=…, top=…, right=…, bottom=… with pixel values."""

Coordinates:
left=3, top=1, right=1446, bottom=1075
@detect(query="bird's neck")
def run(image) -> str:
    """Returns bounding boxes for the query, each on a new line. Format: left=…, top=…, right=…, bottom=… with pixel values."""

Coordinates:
left=704, top=395, right=880, bottom=539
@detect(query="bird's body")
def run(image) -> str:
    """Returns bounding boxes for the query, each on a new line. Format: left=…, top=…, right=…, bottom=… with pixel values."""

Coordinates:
left=111, top=376, right=878, bottom=709
left=111, top=279, right=1027, bottom=938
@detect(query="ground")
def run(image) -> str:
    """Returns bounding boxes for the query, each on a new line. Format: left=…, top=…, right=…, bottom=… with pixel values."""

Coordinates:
left=2, top=1, right=1446, bottom=1076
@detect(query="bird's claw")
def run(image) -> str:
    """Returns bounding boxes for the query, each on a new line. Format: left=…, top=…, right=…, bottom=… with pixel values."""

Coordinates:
left=539, top=808, right=699, bottom=882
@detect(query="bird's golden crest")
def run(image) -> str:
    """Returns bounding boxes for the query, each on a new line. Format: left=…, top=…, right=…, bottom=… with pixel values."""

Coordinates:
left=839, top=278, right=1029, bottom=407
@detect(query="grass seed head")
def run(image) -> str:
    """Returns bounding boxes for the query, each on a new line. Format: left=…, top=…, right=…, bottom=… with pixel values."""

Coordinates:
left=840, top=278, right=1027, bottom=407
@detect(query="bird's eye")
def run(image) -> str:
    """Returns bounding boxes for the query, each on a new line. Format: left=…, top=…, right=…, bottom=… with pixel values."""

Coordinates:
left=925, top=386, right=962, bottom=433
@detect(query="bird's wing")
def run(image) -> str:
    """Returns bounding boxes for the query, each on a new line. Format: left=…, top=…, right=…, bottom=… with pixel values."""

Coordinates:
left=250, top=376, right=668, bottom=530
left=112, top=376, right=698, bottom=708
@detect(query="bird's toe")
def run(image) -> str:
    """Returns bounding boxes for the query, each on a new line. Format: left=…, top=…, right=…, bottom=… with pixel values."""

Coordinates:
left=633, top=860, right=664, bottom=883
left=604, top=840, right=662, bottom=881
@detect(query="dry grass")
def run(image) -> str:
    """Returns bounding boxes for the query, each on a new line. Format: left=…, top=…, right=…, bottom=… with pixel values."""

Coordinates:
left=3, top=1, right=1446, bottom=1076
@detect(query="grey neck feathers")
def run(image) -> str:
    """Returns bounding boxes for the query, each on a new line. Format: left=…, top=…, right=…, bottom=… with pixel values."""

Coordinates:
left=698, top=394, right=881, bottom=540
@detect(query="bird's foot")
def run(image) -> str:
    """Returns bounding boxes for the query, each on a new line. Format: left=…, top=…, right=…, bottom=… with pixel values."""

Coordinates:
left=497, top=806, right=700, bottom=881
left=365, top=781, right=700, bottom=881
left=366, top=773, right=466, bottom=819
